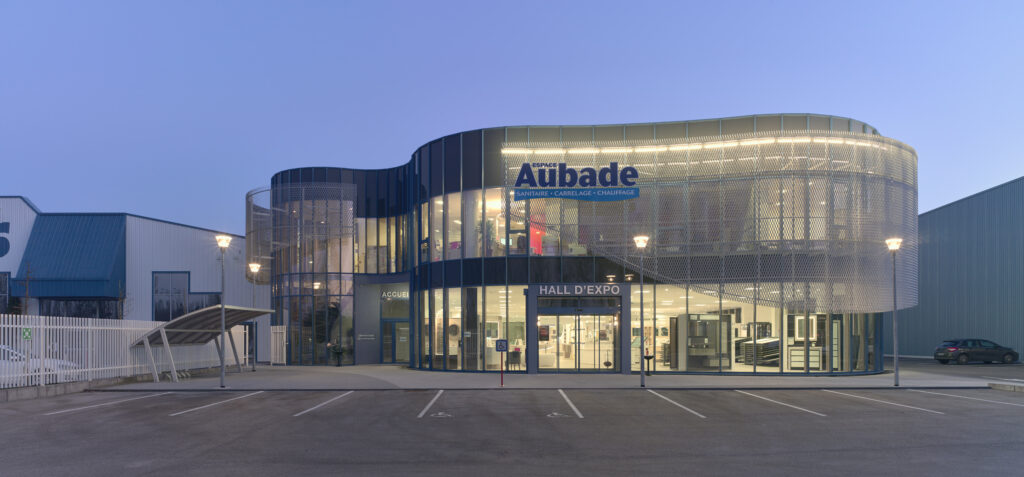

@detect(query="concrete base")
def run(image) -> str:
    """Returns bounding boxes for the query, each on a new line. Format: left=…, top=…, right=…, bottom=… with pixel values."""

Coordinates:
left=0, top=366, right=232, bottom=402
left=0, top=378, right=122, bottom=403
left=989, top=382, right=1024, bottom=393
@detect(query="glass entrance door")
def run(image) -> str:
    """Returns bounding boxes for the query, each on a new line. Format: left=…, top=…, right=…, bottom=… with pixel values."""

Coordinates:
left=395, top=322, right=409, bottom=362
left=537, top=312, right=619, bottom=372
left=382, top=320, right=410, bottom=364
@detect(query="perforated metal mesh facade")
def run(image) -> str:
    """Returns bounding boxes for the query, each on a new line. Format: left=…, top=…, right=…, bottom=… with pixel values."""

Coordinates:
left=502, top=130, right=918, bottom=314
left=247, top=184, right=360, bottom=364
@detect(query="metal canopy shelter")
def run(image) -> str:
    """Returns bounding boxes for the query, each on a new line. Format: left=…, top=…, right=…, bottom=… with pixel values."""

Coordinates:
left=131, top=305, right=273, bottom=383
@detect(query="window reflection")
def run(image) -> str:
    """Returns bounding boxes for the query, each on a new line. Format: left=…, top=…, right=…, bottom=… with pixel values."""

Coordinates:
left=431, top=198, right=443, bottom=262
left=484, top=188, right=506, bottom=257
left=463, top=190, right=482, bottom=258
left=446, top=192, right=462, bottom=260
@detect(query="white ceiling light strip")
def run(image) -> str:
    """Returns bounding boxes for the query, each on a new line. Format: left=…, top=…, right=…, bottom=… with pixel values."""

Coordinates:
left=501, top=136, right=891, bottom=155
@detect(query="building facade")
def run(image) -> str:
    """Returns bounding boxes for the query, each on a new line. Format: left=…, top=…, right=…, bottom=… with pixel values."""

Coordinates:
left=888, top=176, right=1024, bottom=357
left=248, top=114, right=918, bottom=374
left=0, top=196, right=271, bottom=361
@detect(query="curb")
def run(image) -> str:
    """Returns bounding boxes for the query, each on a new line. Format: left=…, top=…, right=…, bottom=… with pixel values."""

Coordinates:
left=989, top=382, right=1024, bottom=393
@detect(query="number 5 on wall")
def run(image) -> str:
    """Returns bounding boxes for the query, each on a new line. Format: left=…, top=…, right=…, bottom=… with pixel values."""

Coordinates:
left=0, top=222, right=10, bottom=257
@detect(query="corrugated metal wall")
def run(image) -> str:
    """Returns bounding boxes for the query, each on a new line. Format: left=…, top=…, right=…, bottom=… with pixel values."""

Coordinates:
left=886, top=177, right=1024, bottom=356
left=125, top=216, right=272, bottom=360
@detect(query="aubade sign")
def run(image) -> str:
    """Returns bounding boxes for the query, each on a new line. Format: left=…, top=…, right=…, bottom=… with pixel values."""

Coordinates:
left=513, top=162, right=639, bottom=202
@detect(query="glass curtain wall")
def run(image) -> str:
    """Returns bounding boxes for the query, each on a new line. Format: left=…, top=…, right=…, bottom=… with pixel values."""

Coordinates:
left=366, top=116, right=904, bottom=374
left=270, top=179, right=357, bottom=366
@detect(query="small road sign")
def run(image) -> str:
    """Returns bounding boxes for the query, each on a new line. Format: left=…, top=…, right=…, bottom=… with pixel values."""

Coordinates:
left=21, top=328, right=31, bottom=340
left=495, top=339, right=508, bottom=352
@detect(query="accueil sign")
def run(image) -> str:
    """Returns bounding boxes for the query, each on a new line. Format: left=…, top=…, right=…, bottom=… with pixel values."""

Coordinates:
left=513, top=162, right=639, bottom=202
left=381, top=290, right=409, bottom=301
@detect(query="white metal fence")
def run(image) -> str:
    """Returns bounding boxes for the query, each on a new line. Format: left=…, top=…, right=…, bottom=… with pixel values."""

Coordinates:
left=1, top=314, right=246, bottom=389
left=270, top=325, right=287, bottom=365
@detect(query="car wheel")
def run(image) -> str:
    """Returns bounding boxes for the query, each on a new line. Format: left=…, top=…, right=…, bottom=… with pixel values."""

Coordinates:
left=957, top=354, right=970, bottom=365
left=937, top=359, right=949, bottom=364
left=1004, top=353, right=1016, bottom=364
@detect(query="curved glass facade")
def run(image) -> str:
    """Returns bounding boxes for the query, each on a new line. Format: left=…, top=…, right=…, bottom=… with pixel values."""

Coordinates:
left=249, top=114, right=917, bottom=374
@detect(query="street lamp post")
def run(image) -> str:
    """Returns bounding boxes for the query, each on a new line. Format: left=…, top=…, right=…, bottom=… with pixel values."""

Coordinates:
left=248, top=262, right=261, bottom=373
left=633, top=235, right=650, bottom=388
left=886, top=237, right=902, bottom=387
left=216, top=235, right=232, bottom=388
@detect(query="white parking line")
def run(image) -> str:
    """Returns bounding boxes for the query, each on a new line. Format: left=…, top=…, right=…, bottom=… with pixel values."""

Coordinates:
left=294, top=391, right=354, bottom=417
left=43, top=392, right=173, bottom=416
left=910, top=389, right=1024, bottom=408
left=647, top=390, right=706, bottom=419
left=417, top=390, right=444, bottom=418
left=168, top=391, right=264, bottom=417
left=822, top=390, right=944, bottom=415
left=735, top=390, right=827, bottom=417
left=558, top=389, right=584, bottom=419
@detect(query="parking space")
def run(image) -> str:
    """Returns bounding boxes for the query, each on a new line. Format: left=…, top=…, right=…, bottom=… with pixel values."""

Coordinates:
left=3, top=387, right=1024, bottom=475
left=7, top=386, right=1024, bottom=423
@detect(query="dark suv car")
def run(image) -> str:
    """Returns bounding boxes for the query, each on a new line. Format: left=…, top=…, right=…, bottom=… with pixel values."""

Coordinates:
left=934, top=339, right=1018, bottom=365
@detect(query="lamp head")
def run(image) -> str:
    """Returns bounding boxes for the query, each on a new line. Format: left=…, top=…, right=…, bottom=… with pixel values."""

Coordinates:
left=248, top=263, right=261, bottom=274
left=885, top=237, right=903, bottom=251
left=215, top=235, right=232, bottom=249
left=633, top=235, right=650, bottom=249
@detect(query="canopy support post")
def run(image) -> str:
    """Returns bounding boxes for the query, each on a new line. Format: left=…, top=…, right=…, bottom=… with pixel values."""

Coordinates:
left=159, top=328, right=179, bottom=383
left=142, top=338, right=160, bottom=383
left=228, top=328, right=243, bottom=373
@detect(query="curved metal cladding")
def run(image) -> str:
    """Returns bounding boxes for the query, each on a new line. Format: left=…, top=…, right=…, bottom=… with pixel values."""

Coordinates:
left=501, top=121, right=918, bottom=314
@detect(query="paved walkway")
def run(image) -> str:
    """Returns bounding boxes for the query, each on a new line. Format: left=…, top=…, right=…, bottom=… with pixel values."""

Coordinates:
left=105, top=360, right=1010, bottom=391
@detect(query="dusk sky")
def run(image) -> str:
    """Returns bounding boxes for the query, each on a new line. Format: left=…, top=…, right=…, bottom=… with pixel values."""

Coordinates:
left=2, top=1, right=1022, bottom=235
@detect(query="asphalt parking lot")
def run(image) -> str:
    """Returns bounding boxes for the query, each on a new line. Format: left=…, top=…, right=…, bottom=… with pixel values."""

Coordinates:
left=3, top=385, right=1024, bottom=476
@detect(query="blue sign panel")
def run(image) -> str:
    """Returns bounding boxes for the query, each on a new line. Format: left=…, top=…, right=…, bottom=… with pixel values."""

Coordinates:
left=495, top=339, right=508, bottom=352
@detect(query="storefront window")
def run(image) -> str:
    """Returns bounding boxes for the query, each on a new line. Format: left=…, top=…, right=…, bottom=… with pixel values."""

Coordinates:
left=420, top=291, right=430, bottom=369
left=484, top=286, right=506, bottom=371
left=463, top=189, right=483, bottom=258
left=462, top=287, right=482, bottom=371
left=419, top=202, right=429, bottom=264
left=508, top=287, right=527, bottom=370
left=484, top=188, right=506, bottom=257
left=431, top=198, right=443, bottom=262
left=379, top=217, right=389, bottom=273
left=446, top=192, right=462, bottom=260
left=365, top=218, right=377, bottom=274
left=433, top=288, right=444, bottom=368
left=630, top=284, right=655, bottom=372
left=509, top=190, right=527, bottom=255
left=388, top=216, right=397, bottom=272
left=529, top=198, right=559, bottom=256
left=355, top=218, right=365, bottom=274
left=447, top=288, right=462, bottom=370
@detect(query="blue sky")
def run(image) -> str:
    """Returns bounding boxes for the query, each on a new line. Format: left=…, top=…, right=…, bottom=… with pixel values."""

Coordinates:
left=1, top=1, right=1022, bottom=234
